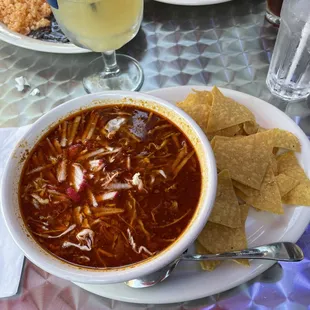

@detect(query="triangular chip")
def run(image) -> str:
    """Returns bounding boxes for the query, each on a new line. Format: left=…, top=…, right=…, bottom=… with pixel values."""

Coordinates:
left=198, top=204, right=249, bottom=254
left=273, top=147, right=279, bottom=155
left=270, top=154, right=278, bottom=175
left=258, top=129, right=301, bottom=152
left=210, top=136, right=230, bottom=149
left=239, top=204, right=249, bottom=225
left=277, top=152, right=310, bottom=206
left=193, top=89, right=213, bottom=106
left=235, top=126, right=247, bottom=136
left=210, top=135, right=244, bottom=149
left=235, top=165, right=284, bottom=214
left=210, top=136, right=217, bottom=149
left=208, top=170, right=241, bottom=228
left=206, top=87, right=255, bottom=133
left=213, top=134, right=272, bottom=190
left=233, top=204, right=250, bottom=266
left=243, top=121, right=258, bottom=135
left=177, top=91, right=211, bottom=132
left=273, top=129, right=301, bottom=152
left=196, top=241, right=222, bottom=271
left=233, top=180, right=257, bottom=197
left=275, top=174, right=300, bottom=197
left=233, top=156, right=278, bottom=192
left=277, top=152, right=307, bottom=181
left=257, top=127, right=267, bottom=133
left=207, top=124, right=241, bottom=140
left=234, top=258, right=250, bottom=267
left=283, top=183, right=310, bottom=206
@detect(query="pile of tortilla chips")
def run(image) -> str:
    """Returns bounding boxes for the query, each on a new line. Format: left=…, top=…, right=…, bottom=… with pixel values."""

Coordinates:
left=177, top=86, right=310, bottom=271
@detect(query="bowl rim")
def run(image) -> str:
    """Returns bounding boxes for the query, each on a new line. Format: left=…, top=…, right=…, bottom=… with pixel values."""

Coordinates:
left=1, top=91, right=217, bottom=284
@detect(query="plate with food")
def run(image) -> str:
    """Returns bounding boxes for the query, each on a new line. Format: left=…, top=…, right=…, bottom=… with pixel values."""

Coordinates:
left=2, top=87, right=310, bottom=304
left=75, top=86, right=310, bottom=303
left=155, top=0, right=231, bottom=6
left=0, top=0, right=88, bottom=53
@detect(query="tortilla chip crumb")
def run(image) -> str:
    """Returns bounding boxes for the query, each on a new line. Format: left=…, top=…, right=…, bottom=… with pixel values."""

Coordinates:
left=196, top=241, right=222, bottom=271
left=0, top=0, right=51, bottom=35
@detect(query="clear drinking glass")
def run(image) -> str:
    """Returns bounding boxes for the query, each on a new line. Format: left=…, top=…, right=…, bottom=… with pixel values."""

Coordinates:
left=49, top=0, right=144, bottom=93
left=266, top=0, right=310, bottom=100
left=266, top=0, right=283, bottom=26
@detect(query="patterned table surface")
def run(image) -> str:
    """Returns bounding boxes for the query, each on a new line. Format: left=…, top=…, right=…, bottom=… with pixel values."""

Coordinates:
left=1, top=0, right=310, bottom=309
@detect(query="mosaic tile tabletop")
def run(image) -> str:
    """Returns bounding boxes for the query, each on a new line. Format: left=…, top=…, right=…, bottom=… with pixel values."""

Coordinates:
left=0, top=0, right=310, bottom=309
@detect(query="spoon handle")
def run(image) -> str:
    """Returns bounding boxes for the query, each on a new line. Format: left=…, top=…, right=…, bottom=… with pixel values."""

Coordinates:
left=181, top=242, right=304, bottom=262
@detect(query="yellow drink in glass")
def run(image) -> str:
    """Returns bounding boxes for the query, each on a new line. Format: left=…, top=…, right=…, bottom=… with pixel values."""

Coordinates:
left=50, top=0, right=144, bottom=93
left=53, top=0, right=143, bottom=52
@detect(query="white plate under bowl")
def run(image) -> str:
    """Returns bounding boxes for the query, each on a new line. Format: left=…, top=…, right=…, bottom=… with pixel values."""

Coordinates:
left=74, top=86, right=310, bottom=304
left=0, top=23, right=89, bottom=54
left=155, top=0, right=231, bottom=6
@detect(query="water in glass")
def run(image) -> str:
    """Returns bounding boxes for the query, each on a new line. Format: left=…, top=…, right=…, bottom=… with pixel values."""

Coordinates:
left=266, top=0, right=310, bottom=100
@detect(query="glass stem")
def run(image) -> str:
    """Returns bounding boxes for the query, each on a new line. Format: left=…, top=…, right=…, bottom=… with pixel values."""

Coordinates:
left=102, top=51, right=120, bottom=76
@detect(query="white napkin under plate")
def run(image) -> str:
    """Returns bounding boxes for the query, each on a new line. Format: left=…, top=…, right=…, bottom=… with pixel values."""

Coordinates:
left=0, top=125, right=30, bottom=298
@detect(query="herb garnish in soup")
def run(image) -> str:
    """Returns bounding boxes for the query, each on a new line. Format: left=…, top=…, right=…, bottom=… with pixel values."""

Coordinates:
left=19, top=105, right=202, bottom=268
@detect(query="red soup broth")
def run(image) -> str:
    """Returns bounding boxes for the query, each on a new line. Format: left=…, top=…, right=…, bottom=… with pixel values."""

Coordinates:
left=19, top=105, right=202, bottom=268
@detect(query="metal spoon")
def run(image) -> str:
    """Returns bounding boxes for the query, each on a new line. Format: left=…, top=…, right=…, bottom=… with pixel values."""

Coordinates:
left=125, top=242, right=303, bottom=289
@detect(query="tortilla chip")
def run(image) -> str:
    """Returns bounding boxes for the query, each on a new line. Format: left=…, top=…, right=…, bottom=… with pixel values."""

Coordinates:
left=206, top=87, right=255, bottom=133
left=277, top=152, right=307, bottom=181
left=235, top=126, right=248, bottom=136
left=234, top=258, right=250, bottom=266
left=239, top=203, right=250, bottom=223
left=198, top=204, right=249, bottom=254
left=208, top=170, right=241, bottom=228
left=233, top=154, right=278, bottom=196
left=193, top=89, right=213, bottom=106
left=218, top=125, right=241, bottom=137
left=211, top=135, right=245, bottom=146
left=210, top=137, right=216, bottom=149
left=243, top=121, right=258, bottom=135
left=233, top=180, right=257, bottom=197
left=196, top=241, right=222, bottom=271
left=210, top=135, right=241, bottom=149
left=270, top=154, right=278, bottom=175
left=283, top=183, right=310, bottom=206
left=257, top=127, right=279, bottom=156
left=258, top=129, right=301, bottom=152
left=273, top=129, right=301, bottom=152
left=235, top=165, right=284, bottom=214
left=257, top=127, right=267, bottom=133
left=277, top=152, right=310, bottom=206
left=233, top=204, right=250, bottom=266
left=275, top=174, right=300, bottom=197
left=177, top=92, right=211, bottom=133
left=208, top=124, right=241, bottom=140
left=213, top=134, right=272, bottom=190
left=198, top=221, right=246, bottom=253
left=211, top=136, right=230, bottom=149
left=273, top=147, right=279, bottom=155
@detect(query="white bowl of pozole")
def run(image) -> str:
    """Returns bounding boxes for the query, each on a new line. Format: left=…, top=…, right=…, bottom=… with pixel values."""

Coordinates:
left=1, top=91, right=217, bottom=284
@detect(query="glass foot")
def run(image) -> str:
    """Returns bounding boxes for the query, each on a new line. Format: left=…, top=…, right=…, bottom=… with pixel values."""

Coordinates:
left=83, top=54, right=144, bottom=93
